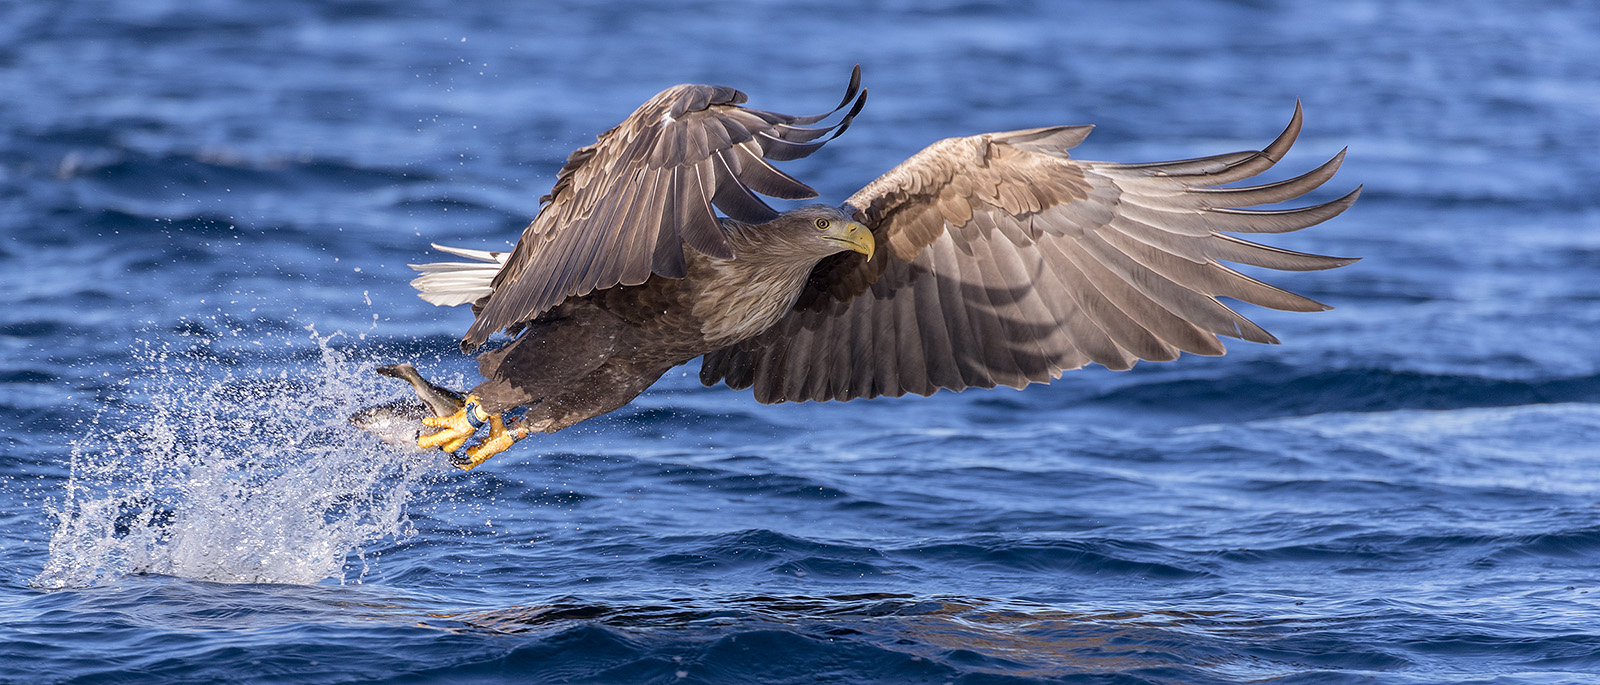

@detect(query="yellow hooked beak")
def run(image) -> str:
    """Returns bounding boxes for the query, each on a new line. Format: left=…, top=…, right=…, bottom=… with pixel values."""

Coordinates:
left=826, top=220, right=875, bottom=261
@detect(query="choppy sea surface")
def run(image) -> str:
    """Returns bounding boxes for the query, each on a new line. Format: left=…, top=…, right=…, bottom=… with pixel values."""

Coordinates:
left=4, top=1, right=1599, bottom=683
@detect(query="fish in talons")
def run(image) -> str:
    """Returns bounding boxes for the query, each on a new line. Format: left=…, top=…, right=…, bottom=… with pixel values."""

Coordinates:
left=347, top=363, right=463, bottom=449
left=348, top=363, right=529, bottom=470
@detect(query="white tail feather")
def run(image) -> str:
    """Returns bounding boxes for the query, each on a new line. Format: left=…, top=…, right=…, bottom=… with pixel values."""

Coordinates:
left=408, top=243, right=510, bottom=307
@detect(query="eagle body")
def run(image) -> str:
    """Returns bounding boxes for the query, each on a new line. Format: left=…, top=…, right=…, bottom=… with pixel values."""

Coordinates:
left=468, top=206, right=871, bottom=432
left=400, top=67, right=1359, bottom=469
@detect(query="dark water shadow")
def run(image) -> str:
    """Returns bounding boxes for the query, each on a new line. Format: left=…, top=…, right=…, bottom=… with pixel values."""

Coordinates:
left=408, top=593, right=1370, bottom=684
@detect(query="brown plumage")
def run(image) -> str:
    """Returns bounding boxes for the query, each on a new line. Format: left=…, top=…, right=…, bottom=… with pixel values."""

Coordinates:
left=402, top=67, right=1358, bottom=469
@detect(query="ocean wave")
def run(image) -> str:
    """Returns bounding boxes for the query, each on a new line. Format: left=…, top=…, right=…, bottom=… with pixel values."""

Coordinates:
left=1488, top=526, right=1600, bottom=562
left=1084, top=362, right=1600, bottom=420
left=649, top=529, right=890, bottom=575
left=900, top=537, right=1209, bottom=581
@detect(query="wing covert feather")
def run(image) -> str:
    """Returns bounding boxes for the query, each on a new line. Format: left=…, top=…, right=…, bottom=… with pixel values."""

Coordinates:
left=462, top=68, right=866, bottom=350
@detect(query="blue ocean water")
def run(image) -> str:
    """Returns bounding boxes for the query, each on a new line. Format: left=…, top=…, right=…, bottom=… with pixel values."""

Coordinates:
left=3, top=0, right=1599, bottom=682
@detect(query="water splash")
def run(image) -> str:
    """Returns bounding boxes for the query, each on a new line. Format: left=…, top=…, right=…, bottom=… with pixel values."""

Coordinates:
left=35, top=323, right=450, bottom=589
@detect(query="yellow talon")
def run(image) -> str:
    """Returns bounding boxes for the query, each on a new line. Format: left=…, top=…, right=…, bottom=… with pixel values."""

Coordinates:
left=417, top=395, right=490, bottom=453
left=455, top=415, right=528, bottom=471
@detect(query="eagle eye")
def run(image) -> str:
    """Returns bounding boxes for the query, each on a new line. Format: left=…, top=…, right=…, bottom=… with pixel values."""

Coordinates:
left=815, top=218, right=830, bottom=230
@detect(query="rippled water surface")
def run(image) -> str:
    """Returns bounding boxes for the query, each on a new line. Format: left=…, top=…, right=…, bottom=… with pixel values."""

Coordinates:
left=4, top=1, right=1600, bottom=683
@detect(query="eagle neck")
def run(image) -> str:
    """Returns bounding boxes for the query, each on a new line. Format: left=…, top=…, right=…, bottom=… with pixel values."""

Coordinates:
left=690, top=219, right=834, bottom=345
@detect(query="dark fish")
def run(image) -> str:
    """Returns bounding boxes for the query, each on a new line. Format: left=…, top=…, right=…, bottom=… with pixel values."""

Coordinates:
left=347, top=363, right=466, bottom=450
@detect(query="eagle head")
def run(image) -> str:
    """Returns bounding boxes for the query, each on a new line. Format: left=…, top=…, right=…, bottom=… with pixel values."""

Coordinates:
left=786, top=205, right=875, bottom=261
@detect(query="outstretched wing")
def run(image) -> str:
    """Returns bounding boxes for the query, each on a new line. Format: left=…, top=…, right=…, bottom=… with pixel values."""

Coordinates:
left=461, top=68, right=867, bottom=350
left=700, top=103, right=1360, bottom=403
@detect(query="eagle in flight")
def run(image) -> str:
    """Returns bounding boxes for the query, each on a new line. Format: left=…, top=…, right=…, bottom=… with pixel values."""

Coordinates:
left=400, top=66, right=1358, bottom=469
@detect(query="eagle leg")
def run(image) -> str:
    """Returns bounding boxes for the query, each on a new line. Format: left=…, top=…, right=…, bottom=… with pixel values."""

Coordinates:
left=418, top=395, right=489, bottom=453
left=453, top=414, right=533, bottom=471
